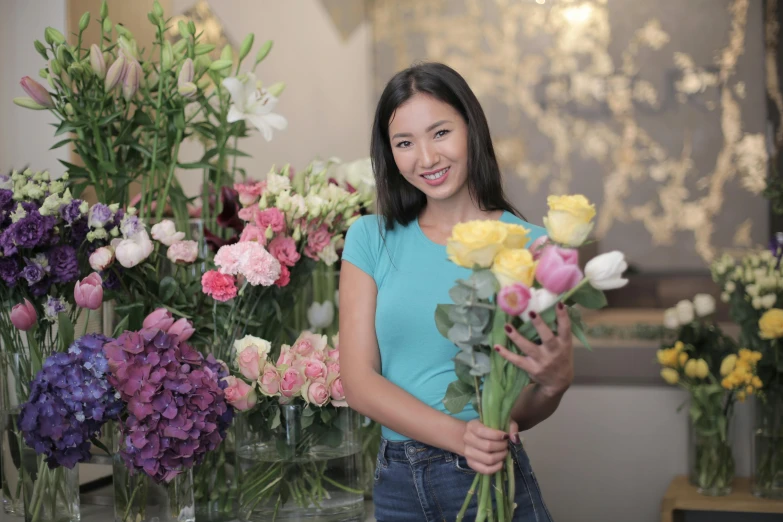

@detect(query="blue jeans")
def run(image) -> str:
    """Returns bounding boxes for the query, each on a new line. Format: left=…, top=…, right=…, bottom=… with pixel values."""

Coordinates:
left=373, top=437, right=554, bottom=522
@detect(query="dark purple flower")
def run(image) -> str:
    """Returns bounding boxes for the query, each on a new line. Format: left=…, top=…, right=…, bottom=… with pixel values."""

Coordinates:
left=0, top=256, right=20, bottom=286
left=70, top=217, right=89, bottom=246
left=60, top=200, right=83, bottom=224
left=21, top=263, right=45, bottom=285
left=47, top=245, right=79, bottom=284
left=0, top=189, right=12, bottom=213
left=12, top=212, right=48, bottom=249
left=88, top=204, right=113, bottom=228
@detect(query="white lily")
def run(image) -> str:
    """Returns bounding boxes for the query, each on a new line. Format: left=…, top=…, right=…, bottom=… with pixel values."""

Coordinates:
left=222, top=72, right=287, bottom=142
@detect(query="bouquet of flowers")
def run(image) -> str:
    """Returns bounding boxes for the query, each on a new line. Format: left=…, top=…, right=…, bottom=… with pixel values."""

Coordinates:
left=435, top=195, right=628, bottom=521
left=225, top=331, right=362, bottom=520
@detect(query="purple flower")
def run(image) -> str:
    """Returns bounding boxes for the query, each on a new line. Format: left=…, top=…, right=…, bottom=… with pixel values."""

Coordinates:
left=0, top=256, right=20, bottom=286
left=101, top=268, right=122, bottom=290
left=70, top=217, right=89, bottom=246
left=47, top=245, right=79, bottom=284
left=21, top=263, right=45, bottom=285
left=88, top=204, right=113, bottom=229
left=44, top=295, right=68, bottom=321
left=0, top=189, right=13, bottom=213
left=19, top=334, right=121, bottom=469
left=60, top=200, right=83, bottom=225
left=120, top=215, right=141, bottom=238
left=12, top=212, right=48, bottom=249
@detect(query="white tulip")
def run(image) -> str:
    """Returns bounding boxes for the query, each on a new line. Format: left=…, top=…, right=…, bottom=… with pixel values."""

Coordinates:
left=584, top=251, right=629, bottom=290
left=675, top=300, right=695, bottom=325
left=521, top=288, right=559, bottom=322
left=693, top=294, right=716, bottom=317
left=150, top=219, right=185, bottom=246
left=308, top=301, right=335, bottom=329
left=113, top=229, right=154, bottom=268
left=663, top=308, right=680, bottom=329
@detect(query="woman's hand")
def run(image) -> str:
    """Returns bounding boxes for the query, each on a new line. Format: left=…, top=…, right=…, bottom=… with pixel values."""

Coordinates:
left=462, top=419, right=520, bottom=474
left=495, top=302, right=574, bottom=398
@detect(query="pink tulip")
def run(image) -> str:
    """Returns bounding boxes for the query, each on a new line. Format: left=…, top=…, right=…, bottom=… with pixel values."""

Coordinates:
left=498, top=283, right=532, bottom=316
left=535, top=246, right=583, bottom=294
left=143, top=307, right=175, bottom=331
left=10, top=299, right=37, bottom=331
left=74, top=273, right=104, bottom=310
left=237, top=348, right=262, bottom=381
left=529, top=235, right=549, bottom=261
left=168, top=318, right=195, bottom=342
left=20, top=77, right=54, bottom=108
left=223, top=376, right=258, bottom=411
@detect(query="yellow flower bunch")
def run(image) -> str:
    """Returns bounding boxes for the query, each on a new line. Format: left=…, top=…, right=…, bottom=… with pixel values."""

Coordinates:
left=759, top=308, right=783, bottom=339
left=657, top=341, right=686, bottom=368
left=720, top=349, right=763, bottom=401
left=657, top=341, right=711, bottom=384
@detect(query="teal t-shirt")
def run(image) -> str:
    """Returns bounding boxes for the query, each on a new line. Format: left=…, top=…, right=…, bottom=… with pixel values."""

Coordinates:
left=341, top=211, right=546, bottom=441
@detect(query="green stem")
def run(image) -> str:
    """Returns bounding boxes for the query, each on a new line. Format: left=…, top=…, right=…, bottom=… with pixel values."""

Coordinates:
left=456, top=474, right=480, bottom=522
left=142, top=24, right=168, bottom=221
left=320, top=474, right=365, bottom=495
left=155, top=128, right=184, bottom=222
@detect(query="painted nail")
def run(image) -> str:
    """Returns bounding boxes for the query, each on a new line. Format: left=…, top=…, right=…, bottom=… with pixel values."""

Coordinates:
left=528, top=311, right=537, bottom=319
left=557, top=302, right=564, bottom=310
left=504, top=324, right=513, bottom=334
left=511, top=433, right=520, bottom=444
left=503, top=434, right=509, bottom=440
left=494, top=345, right=501, bottom=352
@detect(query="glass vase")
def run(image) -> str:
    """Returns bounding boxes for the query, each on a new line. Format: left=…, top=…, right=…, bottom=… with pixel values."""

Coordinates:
left=21, top=450, right=80, bottom=522
left=1, top=352, right=27, bottom=516
left=688, top=414, right=734, bottom=496
left=237, top=404, right=364, bottom=521
left=193, top=424, right=239, bottom=522
left=752, top=393, right=783, bottom=499
left=359, top=419, right=381, bottom=499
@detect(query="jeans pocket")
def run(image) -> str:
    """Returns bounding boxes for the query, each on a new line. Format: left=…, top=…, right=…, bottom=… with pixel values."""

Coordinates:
left=374, top=454, right=384, bottom=484
left=453, top=454, right=477, bottom=475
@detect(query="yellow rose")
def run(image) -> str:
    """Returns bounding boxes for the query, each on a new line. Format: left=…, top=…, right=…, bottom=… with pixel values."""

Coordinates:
left=446, top=220, right=508, bottom=268
left=491, top=248, right=536, bottom=288
left=656, top=348, right=679, bottom=368
left=660, top=368, right=680, bottom=385
left=759, top=308, right=783, bottom=339
left=695, top=359, right=710, bottom=379
left=543, top=195, right=596, bottom=247
left=502, top=223, right=530, bottom=249
left=684, top=359, right=699, bottom=379
left=678, top=352, right=689, bottom=367
left=719, top=354, right=737, bottom=376
left=751, top=376, right=763, bottom=389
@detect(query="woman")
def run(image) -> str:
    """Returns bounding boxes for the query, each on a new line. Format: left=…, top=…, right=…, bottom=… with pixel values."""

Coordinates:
left=340, top=62, right=572, bottom=522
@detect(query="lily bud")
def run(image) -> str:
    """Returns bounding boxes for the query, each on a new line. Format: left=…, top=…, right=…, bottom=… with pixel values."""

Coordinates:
left=177, top=82, right=197, bottom=98
left=178, top=58, right=194, bottom=86
left=178, top=20, right=190, bottom=39
left=115, top=25, right=133, bottom=40
left=20, top=77, right=54, bottom=108
left=209, top=59, right=232, bottom=71
left=162, top=41, right=174, bottom=71
left=102, top=17, right=112, bottom=34
left=239, top=33, right=254, bottom=61
left=56, top=46, right=69, bottom=68
left=48, top=59, right=61, bottom=77
left=220, top=45, right=234, bottom=62
left=79, top=12, right=90, bottom=32
left=100, top=0, right=108, bottom=19
left=188, top=20, right=196, bottom=34
left=292, top=224, right=302, bottom=242
left=39, top=68, right=48, bottom=79
left=13, top=97, right=47, bottom=110
left=153, top=0, right=164, bottom=17
left=172, top=39, right=188, bottom=55
left=122, top=58, right=142, bottom=101
left=194, top=55, right=211, bottom=75
left=147, top=12, right=160, bottom=27
left=267, top=82, right=285, bottom=97
left=90, top=44, right=106, bottom=78
left=255, top=40, right=273, bottom=64
left=118, top=35, right=139, bottom=60
left=197, top=77, right=212, bottom=90
left=103, top=51, right=114, bottom=69
left=104, top=53, right=126, bottom=92
left=34, top=40, right=48, bottom=59
left=194, top=43, right=216, bottom=56
left=142, top=62, right=158, bottom=89
left=45, top=27, right=66, bottom=46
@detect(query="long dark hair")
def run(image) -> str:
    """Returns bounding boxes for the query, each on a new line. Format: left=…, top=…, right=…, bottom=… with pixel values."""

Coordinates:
left=370, top=62, right=522, bottom=230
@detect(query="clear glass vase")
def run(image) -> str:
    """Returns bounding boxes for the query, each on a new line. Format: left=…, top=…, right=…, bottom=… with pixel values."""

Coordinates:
left=753, top=393, right=783, bottom=499
left=192, top=424, right=239, bottom=522
left=21, top=450, right=80, bottom=522
left=1, top=352, right=27, bottom=516
left=237, top=404, right=364, bottom=521
left=688, top=415, right=735, bottom=496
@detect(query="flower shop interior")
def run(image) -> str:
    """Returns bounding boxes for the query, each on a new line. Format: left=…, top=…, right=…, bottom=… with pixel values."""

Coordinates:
left=1, top=1, right=783, bottom=522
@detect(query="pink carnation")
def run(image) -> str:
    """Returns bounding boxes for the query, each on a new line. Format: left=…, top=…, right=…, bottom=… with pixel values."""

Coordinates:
left=234, top=181, right=266, bottom=206
left=242, top=244, right=282, bottom=286
left=255, top=208, right=286, bottom=234
left=268, top=235, right=300, bottom=267
left=239, top=224, right=266, bottom=245
left=304, top=224, right=332, bottom=260
left=201, top=270, right=238, bottom=301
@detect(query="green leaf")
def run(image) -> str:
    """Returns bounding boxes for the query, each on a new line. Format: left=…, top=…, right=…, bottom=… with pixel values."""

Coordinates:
left=301, top=411, right=314, bottom=430
left=58, top=160, right=90, bottom=178
left=159, top=276, right=179, bottom=302
left=112, top=314, right=130, bottom=338
left=320, top=408, right=333, bottom=424
left=569, top=284, right=608, bottom=309
left=443, top=379, right=474, bottom=414
left=223, top=147, right=251, bottom=157
left=54, top=121, right=82, bottom=136
left=195, top=43, right=217, bottom=55
left=448, top=323, right=485, bottom=345
left=454, top=359, right=474, bottom=386
left=449, top=284, right=473, bottom=305
left=269, top=408, right=281, bottom=430
left=98, top=111, right=123, bottom=126
left=567, top=307, right=592, bottom=351
left=50, top=138, right=72, bottom=150
left=470, top=270, right=498, bottom=299
left=58, top=313, right=75, bottom=352
left=90, top=436, right=111, bottom=456
left=177, top=161, right=213, bottom=170
left=435, top=304, right=454, bottom=339
left=98, top=160, right=118, bottom=174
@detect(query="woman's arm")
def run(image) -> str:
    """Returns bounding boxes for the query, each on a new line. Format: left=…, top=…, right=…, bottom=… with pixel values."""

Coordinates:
left=339, top=262, right=512, bottom=473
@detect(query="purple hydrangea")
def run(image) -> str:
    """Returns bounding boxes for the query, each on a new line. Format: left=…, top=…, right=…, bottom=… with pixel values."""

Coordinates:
left=47, top=245, right=79, bottom=284
left=0, top=256, right=20, bottom=287
left=60, top=200, right=83, bottom=225
left=19, top=334, right=122, bottom=469
left=103, top=328, right=233, bottom=483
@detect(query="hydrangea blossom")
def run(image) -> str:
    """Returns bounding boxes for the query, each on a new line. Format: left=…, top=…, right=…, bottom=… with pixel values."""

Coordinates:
left=19, top=334, right=122, bottom=469
left=103, top=328, right=233, bottom=483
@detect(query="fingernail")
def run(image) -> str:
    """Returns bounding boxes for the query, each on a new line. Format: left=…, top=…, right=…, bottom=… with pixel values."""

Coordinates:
left=528, top=311, right=537, bottom=319
left=511, top=434, right=520, bottom=444
left=504, top=324, right=513, bottom=334
left=494, top=345, right=501, bottom=352
left=503, top=434, right=509, bottom=440
left=557, top=302, right=564, bottom=310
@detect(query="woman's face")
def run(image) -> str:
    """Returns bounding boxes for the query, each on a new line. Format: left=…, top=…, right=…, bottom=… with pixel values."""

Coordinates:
left=388, top=93, right=469, bottom=203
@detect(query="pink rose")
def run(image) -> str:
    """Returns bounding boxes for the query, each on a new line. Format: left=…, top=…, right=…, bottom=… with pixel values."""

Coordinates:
left=292, top=331, right=328, bottom=357
left=234, top=181, right=266, bottom=206
left=10, top=299, right=37, bottom=331
left=303, top=359, right=328, bottom=381
left=239, top=224, right=266, bottom=245
left=167, top=240, right=198, bottom=264
left=330, top=378, right=346, bottom=406
left=535, top=246, right=583, bottom=294
left=498, top=283, right=532, bottom=316
left=275, top=265, right=291, bottom=288
left=309, top=349, right=325, bottom=362
left=254, top=208, right=286, bottom=234
left=279, top=367, right=305, bottom=399
left=326, top=348, right=339, bottom=362
left=168, top=318, right=195, bottom=342
left=327, top=361, right=340, bottom=381
left=268, top=236, right=300, bottom=267
left=259, top=364, right=281, bottom=396
left=237, top=348, right=262, bottom=381
left=74, top=273, right=104, bottom=310
left=529, top=236, right=549, bottom=261
left=304, top=224, right=332, bottom=260
left=223, top=376, right=258, bottom=411
left=89, top=246, right=115, bottom=271
left=143, top=308, right=175, bottom=331
left=277, top=346, right=296, bottom=367
left=305, top=381, right=330, bottom=407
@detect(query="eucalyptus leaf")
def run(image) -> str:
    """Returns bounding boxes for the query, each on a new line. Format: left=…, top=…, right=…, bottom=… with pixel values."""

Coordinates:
left=435, top=304, right=455, bottom=339
left=443, top=379, right=474, bottom=414
left=454, top=360, right=474, bottom=385
left=449, top=284, right=473, bottom=305
left=470, top=270, right=498, bottom=299
left=469, top=352, right=491, bottom=376
left=448, top=323, right=478, bottom=344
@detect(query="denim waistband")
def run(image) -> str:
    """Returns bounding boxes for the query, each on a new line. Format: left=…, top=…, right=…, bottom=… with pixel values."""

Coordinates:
left=378, top=436, right=525, bottom=466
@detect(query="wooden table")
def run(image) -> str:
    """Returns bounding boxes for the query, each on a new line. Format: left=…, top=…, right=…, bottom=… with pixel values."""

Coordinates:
left=661, top=476, right=783, bottom=522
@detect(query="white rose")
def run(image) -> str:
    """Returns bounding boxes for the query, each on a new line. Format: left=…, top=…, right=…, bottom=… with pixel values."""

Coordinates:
left=234, top=335, right=271, bottom=360
left=752, top=297, right=762, bottom=310
left=675, top=300, right=695, bottom=325
left=747, top=284, right=760, bottom=298
left=89, top=246, right=115, bottom=271
left=693, top=294, right=716, bottom=317
left=584, top=251, right=629, bottom=290
left=307, top=301, right=335, bottom=330
left=114, top=229, right=154, bottom=268
left=663, top=308, right=680, bottom=329
left=761, top=294, right=777, bottom=309
left=150, top=220, right=185, bottom=246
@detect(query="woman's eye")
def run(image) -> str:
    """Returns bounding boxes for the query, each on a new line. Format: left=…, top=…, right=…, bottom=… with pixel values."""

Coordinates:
left=395, top=141, right=412, bottom=148
left=435, top=129, right=450, bottom=138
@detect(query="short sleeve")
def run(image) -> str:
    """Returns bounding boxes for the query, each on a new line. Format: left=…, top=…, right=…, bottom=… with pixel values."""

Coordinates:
left=341, top=215, right=380, bottom=279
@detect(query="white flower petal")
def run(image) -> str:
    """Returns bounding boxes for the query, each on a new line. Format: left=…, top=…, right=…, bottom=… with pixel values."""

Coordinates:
left=227, top=105, right=245, bottom=124
left=263, top=112, right=288, bottom=130
left=222, top=77, right=247, bottom=111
